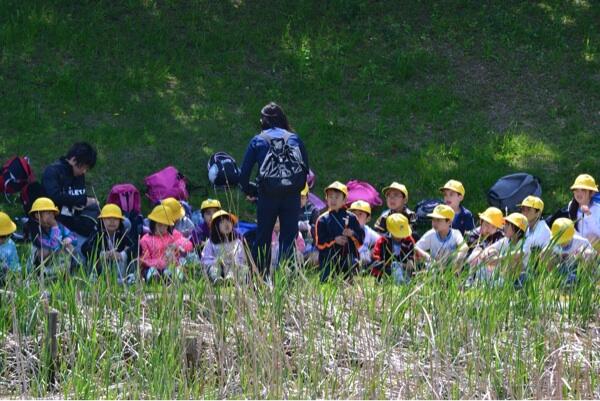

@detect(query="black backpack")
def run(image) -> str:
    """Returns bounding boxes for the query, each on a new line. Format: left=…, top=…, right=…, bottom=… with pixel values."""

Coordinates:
left=487, top=173, right=542, bottom=213
left=415, top=198, right=444, bottom=222
left=207, top=152, right=241, bottom=187
left=257, top=131, right=307, bottom=194
left=1, top=156, right=34, bottom=195
left=20, top=181, right=46, bottom=214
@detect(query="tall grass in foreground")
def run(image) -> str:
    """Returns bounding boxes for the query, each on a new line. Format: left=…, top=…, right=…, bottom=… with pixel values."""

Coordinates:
left=0, top=256, right=598, bottom=399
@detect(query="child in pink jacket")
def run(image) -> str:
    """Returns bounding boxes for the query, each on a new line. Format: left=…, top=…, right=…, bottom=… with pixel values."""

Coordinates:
left=140, top=205, right=193, bottom=282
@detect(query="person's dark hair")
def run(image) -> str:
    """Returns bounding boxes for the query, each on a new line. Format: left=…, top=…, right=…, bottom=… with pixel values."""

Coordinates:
left=66, top=142, right=97, bottom=169
left=149, top=220, right=173, bottom=235
left=209, top=215, right=236, bottom=244
left=260, top=102, right=292, bottom=132
left=508, top=222, right=525, bottom=242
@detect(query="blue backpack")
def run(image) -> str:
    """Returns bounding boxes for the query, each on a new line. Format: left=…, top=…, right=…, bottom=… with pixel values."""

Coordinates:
left=487, top=173, right=542, bottom=213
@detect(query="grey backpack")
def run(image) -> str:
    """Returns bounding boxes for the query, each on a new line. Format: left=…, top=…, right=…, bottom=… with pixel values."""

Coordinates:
left=487, top=173, right=542, bottom=213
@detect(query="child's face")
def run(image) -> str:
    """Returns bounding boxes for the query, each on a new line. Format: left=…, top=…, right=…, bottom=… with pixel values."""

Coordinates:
left=520, top=206, right=540, bottom=224
left=101, top=217, right=120, bottom=234
left=203, top=208, right=219, bottom=225
left=573, top=189, right=593, bottom=205
left=326, top=190, right=346, bottom=210
left=443, top=189, right=463, bottom=211
left=154, top=222, right=169, bottom=236
left=432, top=218, right=451, bottom=233
left=218, top=218, right=233, bottom=236
left=386, top=190, right=406, bottom=211
left=353, top=210, right=370, bottom=227
left=300, top=195, right=308, bottom=207
left=503, top=223, right=516, bottom=239
left=38, top=211, right=57, bottom=228
left=480, top=220, right=497, bottom=237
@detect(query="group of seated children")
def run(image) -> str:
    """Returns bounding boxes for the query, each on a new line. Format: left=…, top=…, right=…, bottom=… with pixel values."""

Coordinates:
left=1, top=166, right=599, bottom=286
left=312, top=174, right=599, bottom=284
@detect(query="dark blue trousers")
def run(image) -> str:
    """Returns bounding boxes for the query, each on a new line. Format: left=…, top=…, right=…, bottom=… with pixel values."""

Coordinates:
left=253, top=192, right=300, bottom=278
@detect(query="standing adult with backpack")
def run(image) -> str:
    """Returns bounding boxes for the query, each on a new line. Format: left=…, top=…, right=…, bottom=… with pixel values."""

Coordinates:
left=239, top=102, right=309, bottom=279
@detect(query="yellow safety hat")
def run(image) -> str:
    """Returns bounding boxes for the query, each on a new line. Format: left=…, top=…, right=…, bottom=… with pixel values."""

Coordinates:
left=148, top=205, right=175, bottom=226
left=324, top=181, right=348, bottom=197
left=551, top=218, right=575, bottom=246
left=200, top=198, right=222, bottom=212
left=301, top=183, right=310, bottom=197
left=99, top=204, right=125, bottom=220
left=478, top=207, right=505, bottom=229
left=570, top=174, right=598, bottom=192
left=29, top=197, right=59, bottom=215
left=387, top=213, right=412, bottom=239
left=427, top=204, right=455, bottom=220
left=439, top=179, right=465, bottom=196
left=210, top=210, right=238, bottom=229
left=505, top=212, right=528, bottom=232
left=518, top=195, right=544, bottom=212
left=161, top=197, right=185, bottom=221
left=348, top=200, right=372, bottom=216
left=0, top=212, right=17, bottom=236
left=382, top=182, right=408, bottom=199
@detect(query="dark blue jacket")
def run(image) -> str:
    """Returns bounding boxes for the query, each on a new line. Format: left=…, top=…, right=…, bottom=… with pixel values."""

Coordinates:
left=452, top=205, right=475, bottom=234
left=239, top=128, right=309, bottom=195
left=42, top=157, right=87, bottom=213
left=315, top=208, right=365, bottom=269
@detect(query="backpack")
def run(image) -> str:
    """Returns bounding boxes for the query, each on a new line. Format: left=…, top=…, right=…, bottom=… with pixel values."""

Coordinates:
left=308, top=192, right=327, bottom=211
left=207, top=152, right=241, bottom=187
left=345, top=180, right=383, bottom=207
left=487, top=173, right=542, bottom=213
left=107, top=183, right=141, bottom=214
left=20, top=181, right=46, bottom=214
left=415, top=198, right=444, bottom=222
left=144, top=166, right=189, bottom=203
left=1, top=156, right=34, bottom=194
left=257, top=131, right=307, bottom=194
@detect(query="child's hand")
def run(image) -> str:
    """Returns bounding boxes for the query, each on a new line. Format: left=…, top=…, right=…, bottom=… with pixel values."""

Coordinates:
left=581, top=205, right=591, bottom=215
left=342, top=228, right=354, bottom=237
left=335, top=236, right=348, bottom=246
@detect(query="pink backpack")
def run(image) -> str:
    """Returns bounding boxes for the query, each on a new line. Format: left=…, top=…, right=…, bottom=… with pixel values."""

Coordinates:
left=144, top=166, right=189, bottom=203
left=345, top=180, right=383, bottom=207
left=107, top=183, right=141, bottom=213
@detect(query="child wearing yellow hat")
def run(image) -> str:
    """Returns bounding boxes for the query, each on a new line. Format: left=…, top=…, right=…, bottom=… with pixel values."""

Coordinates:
left=140, top=204, right=193, bottom=283
left=440, top=179, right=475, bottom=235
left=550, top=218, right=597, bottom=284
left=348, top=200, right=381, bottom=267
left=569, top=174, right=600, bottom=250
left=476, top=212, right=528, bottom=275
left=298, top=184, right=320, bottom=255
left=374, top=182, right=417, bottom=235
left=192, top=198, right=222, bottom=248
left=519, top=195, right=551, bottom=256
left=466, top=207, right=505, bottom=267
left=28, top=197, right=78, bottom=268
left=416, top=204, right=468, bottom=263
left=550, top=218, right=596, bottom=260
left=371, top=213, right=422, bottom=284
left=0, top=211, right=20, bottom=277
left=81, top=204, right=135, bottom=284
left=315, top=181, right=365, bottom=282
left=201, top=210, right=248, bottom=283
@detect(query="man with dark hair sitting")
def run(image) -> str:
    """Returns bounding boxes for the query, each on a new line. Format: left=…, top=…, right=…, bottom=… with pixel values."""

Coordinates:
left=42, top=142, right=100, bottom=243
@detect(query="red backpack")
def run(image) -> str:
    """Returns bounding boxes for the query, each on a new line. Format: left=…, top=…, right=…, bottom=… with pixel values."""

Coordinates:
left=144, top=166, right=189, bottom=204
left=1, top=156, right=34, bottom=194
left=107, top=183, right=141, bottom=213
